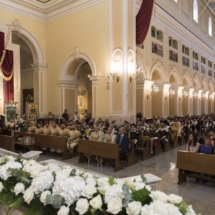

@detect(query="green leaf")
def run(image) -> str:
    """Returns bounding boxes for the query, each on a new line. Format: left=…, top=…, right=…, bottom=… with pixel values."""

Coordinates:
left=122, top=184, right=133, bottom=207
left=141, top=174, right=147, bottom=183
left=7, top=196, right=24, bottom=215
left=70, top=169, right=76, bottom=176
left=99, top=190, right=105, bottom=196
left=46, top=194, right=65, bottom=209
left=108, top=176, right=114, bottom=186
left=133, top=187, right=151, bottom=205
left=8, top=168, right=22, bottom=178
left=20, top=176, right=31, bottom=184
left=176, top=200, right=189, bottom=215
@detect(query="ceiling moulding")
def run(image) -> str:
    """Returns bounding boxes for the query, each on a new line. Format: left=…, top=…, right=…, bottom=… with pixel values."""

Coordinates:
left=0, top=0, right=104, bottom=23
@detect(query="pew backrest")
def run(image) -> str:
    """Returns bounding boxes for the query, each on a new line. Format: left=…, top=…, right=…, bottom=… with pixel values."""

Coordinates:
left=176, top=150, right=215, bottom=175
left=0, top=135, right=15, bottom=152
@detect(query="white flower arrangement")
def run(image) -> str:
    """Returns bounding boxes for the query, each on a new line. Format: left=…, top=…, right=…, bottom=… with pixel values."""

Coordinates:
left=0, top=156, right=201, bottom=215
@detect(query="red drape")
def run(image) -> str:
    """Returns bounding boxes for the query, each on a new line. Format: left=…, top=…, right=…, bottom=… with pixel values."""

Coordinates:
left=0, top=31, right=14, bottom=102
left=136, top=0, right=154, bottom=45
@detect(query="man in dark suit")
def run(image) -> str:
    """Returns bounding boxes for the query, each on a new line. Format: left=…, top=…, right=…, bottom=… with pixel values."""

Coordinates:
left=116, top=127, right=130, bottom=159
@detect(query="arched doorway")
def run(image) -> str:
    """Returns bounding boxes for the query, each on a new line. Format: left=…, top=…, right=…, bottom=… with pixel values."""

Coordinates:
left=12, top=33, right=34, bottom=116
left=0, top=26, right=45, bottom=117
left=59, top=52, right=97, bottom=119
left=151, top=70, right=163, bottom=117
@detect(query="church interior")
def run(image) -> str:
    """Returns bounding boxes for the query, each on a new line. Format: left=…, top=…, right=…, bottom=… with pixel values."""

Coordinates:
left=0, top=0, right=215, bottom=214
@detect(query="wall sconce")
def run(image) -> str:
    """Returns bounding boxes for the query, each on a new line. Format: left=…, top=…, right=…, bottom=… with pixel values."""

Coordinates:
left=169, top=89, right=175, bottom=99
left=108, top=71, right=120, bottom=82
left=151, top=85, right=159, bottom=96
left=129, top=66, right=142, bottom=82
left=182, top=91, right=188, bottom=100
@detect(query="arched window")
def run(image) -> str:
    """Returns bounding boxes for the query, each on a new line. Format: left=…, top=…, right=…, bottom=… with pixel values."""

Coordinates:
left=208, top=17, right=212, bottom=36
left=193, top=0, right=198, bottom=23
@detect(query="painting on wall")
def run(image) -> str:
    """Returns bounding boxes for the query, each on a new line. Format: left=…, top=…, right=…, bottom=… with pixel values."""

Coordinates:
left=201, top=65, right=206, bottom=74
left=169, top=50, right=178, bottom=62
left=208, top=69, right=212, bottom=77
left=5, top=103, right=18, bottom=122
left=28, top=103, right=39, bottom=120
left=152, top=41, right=163, bottom=57
left=78, top=90, right=86, bottom=114
left=182, top=56, right=189, bottom=67
left=193, top=62, right=198, bottom=71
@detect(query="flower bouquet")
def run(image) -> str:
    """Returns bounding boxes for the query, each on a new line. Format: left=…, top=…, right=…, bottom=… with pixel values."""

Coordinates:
left=0, top=155, right=200, bottom=215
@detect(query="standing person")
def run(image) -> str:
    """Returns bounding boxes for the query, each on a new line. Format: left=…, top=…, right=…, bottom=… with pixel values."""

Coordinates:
left=116, top=127, right=130, bottom=160
left=73, top=111, right=80, bottom=122
left=137, top=112, right=142, bottom=121
left=62, top=109, right=69, bottom=123
left=185, top=133, right=201, bottom=152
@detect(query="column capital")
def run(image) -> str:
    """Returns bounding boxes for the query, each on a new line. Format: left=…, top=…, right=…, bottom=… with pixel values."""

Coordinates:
left=88, top=75, right=99, bottom=85
left=31, top=63, right=47, bottom=71
left=58, top=80, right=79, bottom=89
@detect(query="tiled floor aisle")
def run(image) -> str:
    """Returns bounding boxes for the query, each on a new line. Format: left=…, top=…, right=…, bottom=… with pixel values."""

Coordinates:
left=36, top=145, right=215, bottom=215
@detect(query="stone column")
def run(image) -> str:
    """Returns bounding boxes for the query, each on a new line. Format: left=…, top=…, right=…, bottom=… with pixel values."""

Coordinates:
left=188, top=88, right=194, bottom=115
left=110, top=0, right=136, bottom=123
left=31, top=63, right=47, bottom=116
left=205, top=91, right=209, bottom=114
left=163, top=84, right=171, bottom=117
left=197, top=90, right=202, bottom=115
left=88, top=75, right=99, bottom=118
left=0, top=74, right=3, bottom=115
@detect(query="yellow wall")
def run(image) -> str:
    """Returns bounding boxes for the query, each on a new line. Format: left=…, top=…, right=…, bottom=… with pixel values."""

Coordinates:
left=46, top=0, right=110, bottom=116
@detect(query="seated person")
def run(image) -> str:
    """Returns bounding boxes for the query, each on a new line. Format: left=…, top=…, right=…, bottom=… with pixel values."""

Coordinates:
left=185, top=133, right=201, bottom=153
left=199, top=137, right=214, bottom=155
left=128, top=124, right=139, bottom=145
left=209, top=130, right=215, bottom=146
left=35, top=123, right=44, bottom=135
left=27, top=121, right=37, bottom=133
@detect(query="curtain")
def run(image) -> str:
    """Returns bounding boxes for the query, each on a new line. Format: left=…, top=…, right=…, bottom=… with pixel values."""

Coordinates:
left=0, top=31, right=14, bottom=102
left=136, top=0, right=154, bottom=45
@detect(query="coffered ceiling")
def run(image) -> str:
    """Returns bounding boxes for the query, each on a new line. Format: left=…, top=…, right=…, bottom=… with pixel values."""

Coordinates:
left=0, top=0, right=104, bottom=23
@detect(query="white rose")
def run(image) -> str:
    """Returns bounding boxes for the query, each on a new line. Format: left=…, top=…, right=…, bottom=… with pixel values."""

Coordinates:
left=126, top=201, right=142, bottom=215
left=0, top=182, right=4, bottom=193
left=57, top=205, right=70, bottom=215
left=23, top=188, right=34, bottom=204
left=107, top=197, right=122, bottom=214
left=97, top=177, right=109, bottom=188
left=30, top=169, right=42, bottom=178
left=150, top=191, right=169, bottom=203
left=75, top=198, right=89, bottom=215
left=14, top=183, right=25, bottom=196
left=81, top=184, right=97, bottom=199
left=40, top=190, right=51, bottom=205
left=168, top=194, right=183, bottom=204
left=89, top=195, right=102, bottom=210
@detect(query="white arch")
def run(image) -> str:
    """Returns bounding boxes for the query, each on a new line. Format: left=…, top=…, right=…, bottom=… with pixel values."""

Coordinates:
left=136, top=54, right=147, bottom=79
left=12, top=28, right=45, bottom=64
left=60, top=52, right=97, bottom=80
left=150, top=62, right=166, bottom=81
left=181, top=72, right=192, bottom=87
left=168, top=69, right=180, bottom=85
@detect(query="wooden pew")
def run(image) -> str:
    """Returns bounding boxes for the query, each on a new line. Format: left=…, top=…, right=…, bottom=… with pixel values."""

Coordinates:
left=14, top=132, right=72, bottom=160
left=127, top=140, right=138, bottom=166
left=176, top=150, right=215, bottom=184
left=0, top=135, right=15, bottom=152
left=14, top=132, right=36, bottom=151
left=78, top=140, right=124, bottom=172
left=135, top=136, right=151, bottom=161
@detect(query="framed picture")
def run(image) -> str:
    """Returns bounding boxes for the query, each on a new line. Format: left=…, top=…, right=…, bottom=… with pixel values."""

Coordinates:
left=152, top=41, right=163, bottom=57
left=201, top=65, right=206, bottom=74
left=28, top=103, right=39, bottom=120
left=208, top=69, right=212, bottom=77
left=169, top=50, right=178, bottom=62
left=193, top=62, right=198, bottom=71
left=182, top=56, right=189, bottom=67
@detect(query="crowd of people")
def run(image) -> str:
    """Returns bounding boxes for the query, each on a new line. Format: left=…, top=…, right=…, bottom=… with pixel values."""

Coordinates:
left=0, top=111, right=215, bottom=166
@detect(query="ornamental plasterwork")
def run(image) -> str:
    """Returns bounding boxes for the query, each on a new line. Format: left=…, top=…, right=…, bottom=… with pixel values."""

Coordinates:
left=127, top=49, right=135, bottom=62
left=72, top=47, right=80, bottom=59
left=112, top=48, right=123, bottom=62
left=11, top=19, right=22, bottom=32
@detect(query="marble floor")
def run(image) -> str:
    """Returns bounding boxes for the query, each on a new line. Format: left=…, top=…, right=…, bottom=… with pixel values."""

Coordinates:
left=34, top=145, right=214, bottom=215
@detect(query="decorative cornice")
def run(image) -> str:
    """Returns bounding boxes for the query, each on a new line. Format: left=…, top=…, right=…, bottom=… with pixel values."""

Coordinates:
left=0, top=0, right=104, bottom=23
left=58, top=79, right=79, bottom=89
